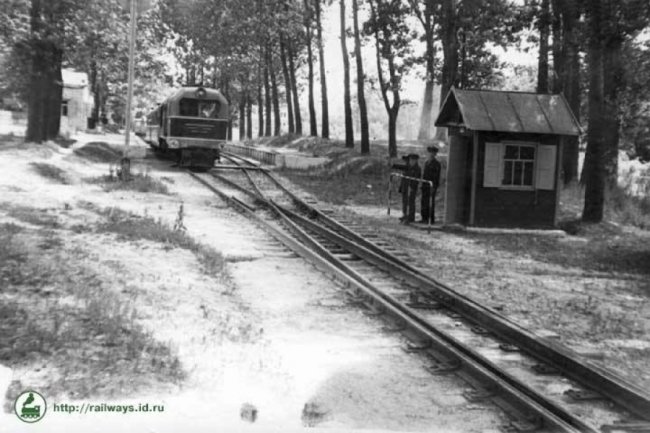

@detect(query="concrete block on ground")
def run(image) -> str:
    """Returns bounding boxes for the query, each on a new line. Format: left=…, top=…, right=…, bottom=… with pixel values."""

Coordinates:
left=279, top=154, right=329, bottom=170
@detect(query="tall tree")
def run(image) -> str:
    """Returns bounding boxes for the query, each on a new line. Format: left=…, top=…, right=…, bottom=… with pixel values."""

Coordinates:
left=339, top=0, right=353, bottom=148
left=434, top=0, right=459, bottom=140
left=365, top=0, right=416, bottom=157
left=352, top=0, right=370, bottom=153
left=314, top=0, right=329, bottom=138
left=304, top=0, right=318, bottom=136
left=264, top=47, right=272, bottom=136
left=409, top=0, right=437, bottom=140
left=434, top=0, right=521, bottom=138
left=287, top=40, right=303, bottom=134
left=269, top=45, right=281, bottom=136
left=581, top=0, right=650, bottom=196
left=257, top=74, right=263, bottom=137
left=279, top=36, right=295, bottom=133
left=582, top=0, right=606, bottom=222
left=550, top=0, right=581, bottom=184
left=24, top=0, right=82, bottom=142
left=536, top=0, right=550, bottom=93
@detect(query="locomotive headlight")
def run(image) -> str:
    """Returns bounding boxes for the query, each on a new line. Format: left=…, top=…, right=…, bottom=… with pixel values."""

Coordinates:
left=196, top=87, right=206, bottom=98
left=169, top=139, right=179, bottom=148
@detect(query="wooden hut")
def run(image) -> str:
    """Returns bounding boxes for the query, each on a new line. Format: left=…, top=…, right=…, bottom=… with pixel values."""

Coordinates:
left=434, top=88, right=581, bottom=229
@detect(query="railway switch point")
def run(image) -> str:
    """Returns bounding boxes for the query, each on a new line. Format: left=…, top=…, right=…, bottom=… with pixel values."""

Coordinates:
left=531, top=363, right=560, bottom=375
left=564, top=388, right=604, bottom=401
left=470, top=326, right=492, bottom=335
left=499, top=343, right=521, bottom=352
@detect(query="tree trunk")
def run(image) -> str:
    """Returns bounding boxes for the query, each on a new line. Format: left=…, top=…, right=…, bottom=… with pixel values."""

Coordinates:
left=388, top=109, right=398, bottom=158
left=315, top=0, right=329, bottom=138
left=246, top=94, right=253, bottom=139
left=352, top=0, right=369, bottom=153
left=287, top=40, right=302, bottom=134
left=264, top=50, right=272, bottom=136
left=46, top=47, right=63, bottom=139
left=257, top=77, right=264, bottom=137
left=582, top=0, right=605, bottom=223
left=239, top=94, right=246, bottom=140
left=90, top=60, right=100, bottom=127
left=269, top=48, right=281, bottom=136
left=537, top=0, right=550, bottom=93
left=551, top=0, right=581, bottom=184
left=304, top=0, right=318, bottom=136
left=602, top=37, right=623, bottom=185
left=280, top=37, right=295, bottom=134
left=340, top=0, right=353, bottom=148
left=27, top=47, right=46, bottom=143
left=370, top=2, right=399, bottom=158
left=417, top=5, right=435, bottom=141
left=436, top=0, right=459, bottom=140
left=26, top=0, right=45, bottom=143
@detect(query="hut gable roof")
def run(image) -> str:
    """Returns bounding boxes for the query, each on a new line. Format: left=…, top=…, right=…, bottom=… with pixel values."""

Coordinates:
left=435, top=88, right=581, bottom=136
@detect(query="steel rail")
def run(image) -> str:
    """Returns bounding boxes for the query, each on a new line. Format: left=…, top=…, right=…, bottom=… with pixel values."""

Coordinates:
left=243, top=165, right=650, bottom=422
left=197, top=169, right=590, bottom=432
left=212, top=153, right=650, bottom=424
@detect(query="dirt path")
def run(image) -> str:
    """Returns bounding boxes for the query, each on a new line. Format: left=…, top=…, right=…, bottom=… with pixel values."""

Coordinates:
left=1, top=136, right=507, bottom=432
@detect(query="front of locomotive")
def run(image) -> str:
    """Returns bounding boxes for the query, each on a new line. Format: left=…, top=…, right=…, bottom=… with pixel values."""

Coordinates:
left=166, top=86, right=229, bottom=168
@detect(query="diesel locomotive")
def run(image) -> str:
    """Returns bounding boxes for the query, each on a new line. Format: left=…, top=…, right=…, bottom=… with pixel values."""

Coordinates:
left=142, top=86, right=228, bottom=169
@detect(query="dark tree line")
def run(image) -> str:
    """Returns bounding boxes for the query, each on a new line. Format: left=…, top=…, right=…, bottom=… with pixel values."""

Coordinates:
left=2, top=0, right=650, bottom=223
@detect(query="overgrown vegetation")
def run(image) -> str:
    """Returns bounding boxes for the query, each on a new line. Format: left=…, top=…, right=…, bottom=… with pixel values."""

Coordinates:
left=468, top=230, right=650, bottom=278
left=86, top=165, right=170, bottom=195
left=95, top=205, right=225, bottom=278
left=0, top=222, right=184, bottom=399
left=560, top=180, right=650, bottom=230
left=73, top=142, right=122, bottom=163
left=29, top=162, right=69, bottom=184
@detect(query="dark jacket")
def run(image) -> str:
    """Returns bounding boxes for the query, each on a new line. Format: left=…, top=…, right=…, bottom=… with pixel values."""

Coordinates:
left=392, top=162, right=422, bottom=192
left=422, top=158, right=441, bottom=189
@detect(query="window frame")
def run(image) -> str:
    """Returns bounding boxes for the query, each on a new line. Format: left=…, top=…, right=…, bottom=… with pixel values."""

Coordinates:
left=500, top=141, right=537, bottom=190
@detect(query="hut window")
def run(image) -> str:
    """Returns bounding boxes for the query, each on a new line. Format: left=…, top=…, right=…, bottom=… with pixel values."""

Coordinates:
left=503, top=144, right=535, bottom=186
left=484, top=142, right=557, bottom=190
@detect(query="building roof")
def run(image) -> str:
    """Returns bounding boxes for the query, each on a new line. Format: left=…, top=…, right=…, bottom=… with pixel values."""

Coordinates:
left=434, top=88, right=581, bottom=136
left=62, top=69, right=88, bottom=89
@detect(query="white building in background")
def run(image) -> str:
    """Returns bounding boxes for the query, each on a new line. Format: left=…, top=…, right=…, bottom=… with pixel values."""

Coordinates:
left=61, top=69, right=94, bottom=135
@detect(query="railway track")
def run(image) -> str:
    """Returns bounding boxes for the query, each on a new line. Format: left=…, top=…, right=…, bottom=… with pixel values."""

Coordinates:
left=190, top=152, right=650, bottom=433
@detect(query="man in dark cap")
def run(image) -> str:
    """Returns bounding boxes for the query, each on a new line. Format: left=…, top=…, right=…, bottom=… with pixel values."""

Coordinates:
left=420, top=145, right=441, bottom=224
left=393, top=153, right=421, bottom=223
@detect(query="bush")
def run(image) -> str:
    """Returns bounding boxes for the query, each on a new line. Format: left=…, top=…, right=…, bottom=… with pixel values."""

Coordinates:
left=30, top=162, right=70, bottom=184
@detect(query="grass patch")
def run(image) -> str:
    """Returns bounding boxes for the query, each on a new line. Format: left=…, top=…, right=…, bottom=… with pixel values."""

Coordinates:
left=280, top=156, right=393, bottom=206
left=467, top=230, right=650, bottom=277
left=30, top=162, right=70, bottom=184
left=0, top=221, right=184, bottom=399
left=560, top=181, right=650, bottom=230
left=96, top=206, right=225, bottom=278
left=74, top=141, right=121, bottom=163
left=3, top=204, right=60, bottom=228
left=53, top=136, right=76, bottom=148
left=606, top=184, right=650, bottom=229
left=87, top=170, right=170, bottom=195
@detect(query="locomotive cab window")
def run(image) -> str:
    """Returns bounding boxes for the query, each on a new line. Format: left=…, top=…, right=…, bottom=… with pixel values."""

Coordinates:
left=179, top=98, right=221, bottom=118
